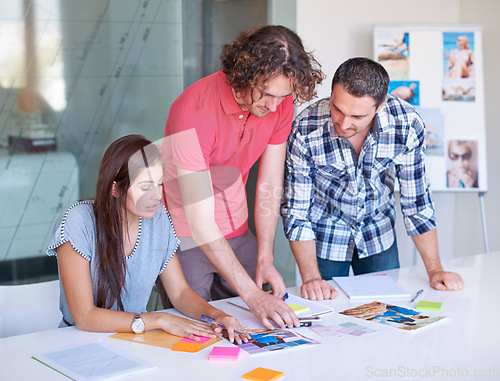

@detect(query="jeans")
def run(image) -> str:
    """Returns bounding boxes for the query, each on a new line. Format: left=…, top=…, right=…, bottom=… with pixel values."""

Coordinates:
left=317, top=240, right=400, bottom=279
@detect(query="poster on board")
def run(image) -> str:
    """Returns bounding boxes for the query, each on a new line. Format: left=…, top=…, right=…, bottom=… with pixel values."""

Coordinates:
left=374, top=25, right=487, bottom=193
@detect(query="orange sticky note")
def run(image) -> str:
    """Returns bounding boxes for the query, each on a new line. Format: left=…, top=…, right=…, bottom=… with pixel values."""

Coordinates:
left=243, top=367, right=284, bottom=381
left=171, top=340, right=204, bottom=353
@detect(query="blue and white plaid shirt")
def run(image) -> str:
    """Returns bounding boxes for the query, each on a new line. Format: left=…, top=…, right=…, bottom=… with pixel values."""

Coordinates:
left=281, top=96, right=436, bottom=261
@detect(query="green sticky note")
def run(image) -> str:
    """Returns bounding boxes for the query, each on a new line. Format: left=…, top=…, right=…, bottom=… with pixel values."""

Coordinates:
left=288, top=303, right=310, bottom=314
left=416, top=300, right=442, bottom=311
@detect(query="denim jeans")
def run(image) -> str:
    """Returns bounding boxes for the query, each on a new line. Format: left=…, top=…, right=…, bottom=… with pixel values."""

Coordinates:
left=317, top=240, right=400, bottom=279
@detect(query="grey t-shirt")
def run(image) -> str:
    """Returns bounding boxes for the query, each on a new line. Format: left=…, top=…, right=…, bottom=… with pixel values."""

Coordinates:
left=47, top=201, right=179, bottom=327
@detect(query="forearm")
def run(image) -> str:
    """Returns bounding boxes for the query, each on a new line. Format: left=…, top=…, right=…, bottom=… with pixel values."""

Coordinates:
left=73, top=306, right=168, bottom=333
left=169, top=286, right=228, bottom=322
left=289, top=240, right=321, bottom=282
left=254, top=180, right=281, bottom=265
left=254, top=143, right=286, bottom=264
left=411, top=228, right=443, bottom=275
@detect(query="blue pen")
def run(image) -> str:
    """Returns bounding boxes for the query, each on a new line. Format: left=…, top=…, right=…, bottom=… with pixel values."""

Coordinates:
left=411, top=289, right=423, bottom=303
left=282, top=292, right=289, bottom=301
left=200, top=314, right=245, bottom=335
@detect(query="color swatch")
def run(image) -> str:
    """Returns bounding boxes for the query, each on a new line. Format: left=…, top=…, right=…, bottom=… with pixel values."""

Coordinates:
left=311, top=322, right=378, bottom=338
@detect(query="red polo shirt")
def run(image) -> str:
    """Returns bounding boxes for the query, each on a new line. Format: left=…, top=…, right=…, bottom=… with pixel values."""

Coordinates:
left=163, top=70, right=294, bottom=238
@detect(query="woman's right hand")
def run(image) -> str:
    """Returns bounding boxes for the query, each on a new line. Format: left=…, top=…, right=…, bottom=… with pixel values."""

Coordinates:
left=153, top=312, right=218, bottom=340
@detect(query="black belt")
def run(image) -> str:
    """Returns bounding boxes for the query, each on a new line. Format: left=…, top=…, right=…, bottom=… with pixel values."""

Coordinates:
left=62, top=317, right=74, bottom=327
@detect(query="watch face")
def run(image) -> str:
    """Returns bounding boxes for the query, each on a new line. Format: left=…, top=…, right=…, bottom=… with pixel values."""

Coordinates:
left=132, top=318, right=145, bottom=333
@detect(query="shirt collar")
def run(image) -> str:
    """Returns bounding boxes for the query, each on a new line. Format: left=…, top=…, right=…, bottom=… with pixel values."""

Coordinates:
left=217, top=70, right=249, bottom=116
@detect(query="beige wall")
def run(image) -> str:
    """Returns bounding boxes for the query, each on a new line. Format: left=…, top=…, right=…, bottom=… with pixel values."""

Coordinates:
left=295, top=0, right=499, bottom=264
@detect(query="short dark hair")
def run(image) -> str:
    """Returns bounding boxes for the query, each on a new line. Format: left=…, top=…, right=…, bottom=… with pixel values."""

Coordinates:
left=331, top=57, right=389, bottom=106
left=221, top=25, right=324, bottom=105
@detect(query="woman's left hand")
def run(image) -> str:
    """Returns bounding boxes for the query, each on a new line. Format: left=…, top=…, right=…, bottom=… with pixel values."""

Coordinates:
left=212, top=312, right=250, bottom=344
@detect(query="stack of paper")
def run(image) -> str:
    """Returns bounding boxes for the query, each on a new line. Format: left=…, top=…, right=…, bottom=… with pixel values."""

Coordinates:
left=32, top=340, right=157, bottom=380
left=332, top=274, right=411, bottom=301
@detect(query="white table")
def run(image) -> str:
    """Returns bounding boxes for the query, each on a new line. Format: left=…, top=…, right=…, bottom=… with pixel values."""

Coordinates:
left=1, top=253, right=499, bottom=380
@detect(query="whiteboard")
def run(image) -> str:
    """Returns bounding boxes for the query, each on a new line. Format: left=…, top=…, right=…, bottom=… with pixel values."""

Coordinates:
left=374, top=25, right=487, bottom=192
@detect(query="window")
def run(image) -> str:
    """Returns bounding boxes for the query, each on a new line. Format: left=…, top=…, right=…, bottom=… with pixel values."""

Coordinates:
left=0, top=0, right=268, bottom=284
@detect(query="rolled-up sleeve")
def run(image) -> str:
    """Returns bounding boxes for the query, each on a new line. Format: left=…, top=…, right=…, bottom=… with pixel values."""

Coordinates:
left=397, top=117, right=436, bottom=236
left=281, top=128, right=316, bottom=242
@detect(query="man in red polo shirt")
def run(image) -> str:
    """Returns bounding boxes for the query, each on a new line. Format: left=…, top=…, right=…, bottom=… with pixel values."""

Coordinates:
left=160, top=25, right=324, bottom=330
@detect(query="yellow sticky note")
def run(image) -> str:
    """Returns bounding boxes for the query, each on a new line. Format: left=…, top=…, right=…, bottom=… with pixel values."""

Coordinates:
left=243, top=367, right=284, bottom=381
left=416, top=300, right=443, bottom=311
left=288, top=303, right=310, bottom=315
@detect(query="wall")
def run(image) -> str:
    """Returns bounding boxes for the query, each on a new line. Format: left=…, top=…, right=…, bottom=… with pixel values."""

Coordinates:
left=295, top=0, right=499, bottom=267
left=457, top=0, right=500, bottom=256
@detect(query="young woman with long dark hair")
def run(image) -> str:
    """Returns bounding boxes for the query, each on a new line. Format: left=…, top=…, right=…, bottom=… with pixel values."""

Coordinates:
left=47, top=135, right=247, bottom=343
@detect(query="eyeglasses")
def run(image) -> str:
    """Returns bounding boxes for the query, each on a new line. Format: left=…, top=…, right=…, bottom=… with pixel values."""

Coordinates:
left=449, top=151, right=472, bottom=161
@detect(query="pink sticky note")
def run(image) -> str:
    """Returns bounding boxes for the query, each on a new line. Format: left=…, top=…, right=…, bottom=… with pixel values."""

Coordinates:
left=180, top=335, right=211, bottom=343
left=208, top=346, right=241, bottom=361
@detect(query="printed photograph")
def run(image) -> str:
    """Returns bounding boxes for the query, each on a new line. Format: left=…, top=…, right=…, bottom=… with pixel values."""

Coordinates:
left=389, top=80, right=420, bottom=105
left=340, top=301, right=445, bottom=331
left=375, top=30, right=410, bottom=79
left=446, top=139, right=479, bottom=189
left=443, top=32, right=475, bottom=79
left=417, top=107, right=445, bottom=156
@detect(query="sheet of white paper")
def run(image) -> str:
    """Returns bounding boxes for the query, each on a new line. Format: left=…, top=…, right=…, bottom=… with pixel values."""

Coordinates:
left=33, top=340, right=157, bottom=380
left=332, top=275, right=411, bottom=301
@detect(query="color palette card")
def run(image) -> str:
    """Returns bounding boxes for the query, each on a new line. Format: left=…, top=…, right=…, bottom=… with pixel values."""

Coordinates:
left=416, top=300, right=443, bottom=311
left=311, top=322, right=377, bottom=338
left=208, top=346, right=241, bottom=361
left=243, top=367, right=284, bottom=381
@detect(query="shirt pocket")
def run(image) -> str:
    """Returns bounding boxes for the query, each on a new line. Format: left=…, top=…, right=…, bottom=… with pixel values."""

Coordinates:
left=314, top=158, right=348, bottom=184
left=367, top=157, right=396, bottom=199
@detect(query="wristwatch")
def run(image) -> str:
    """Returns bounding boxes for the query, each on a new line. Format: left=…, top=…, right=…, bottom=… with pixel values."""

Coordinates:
left=131, top=312, right=145, bottom=334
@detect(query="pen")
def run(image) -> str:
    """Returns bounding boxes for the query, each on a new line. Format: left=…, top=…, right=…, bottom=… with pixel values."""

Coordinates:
left=282, top=292, right=289, bottom=301
left=411, top=289, right=423, bottom=303
left=200, top=314, right=245, bottom=335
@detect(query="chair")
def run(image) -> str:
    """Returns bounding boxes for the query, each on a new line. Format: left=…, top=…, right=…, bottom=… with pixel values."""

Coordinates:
left=0, top=280, right=61, bottom=338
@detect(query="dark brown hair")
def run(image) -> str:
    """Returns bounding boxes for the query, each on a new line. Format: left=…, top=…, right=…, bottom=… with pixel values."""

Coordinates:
left=332, top=57, right=390, bottom=107
left=220, top=25, right=324, bottom=105
left=93, top=134, right=163, bottom=310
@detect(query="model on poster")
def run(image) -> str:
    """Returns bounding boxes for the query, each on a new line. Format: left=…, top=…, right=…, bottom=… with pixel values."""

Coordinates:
left=442, top=32, right=476, bottom=103
left=444, top=32, right=474, bottom=79
left=446, top=139, right=479, bottom=188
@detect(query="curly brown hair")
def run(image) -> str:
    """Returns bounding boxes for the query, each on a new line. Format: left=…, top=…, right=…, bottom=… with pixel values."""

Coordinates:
left=221, top=25, right=324, bottom=105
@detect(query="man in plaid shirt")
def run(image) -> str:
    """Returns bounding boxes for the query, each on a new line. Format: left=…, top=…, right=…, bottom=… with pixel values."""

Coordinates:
left=281, top=57, right=464, bottom=300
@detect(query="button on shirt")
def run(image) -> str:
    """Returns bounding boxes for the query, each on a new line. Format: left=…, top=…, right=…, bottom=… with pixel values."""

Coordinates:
left=281, top=96, right=436, bottom=261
